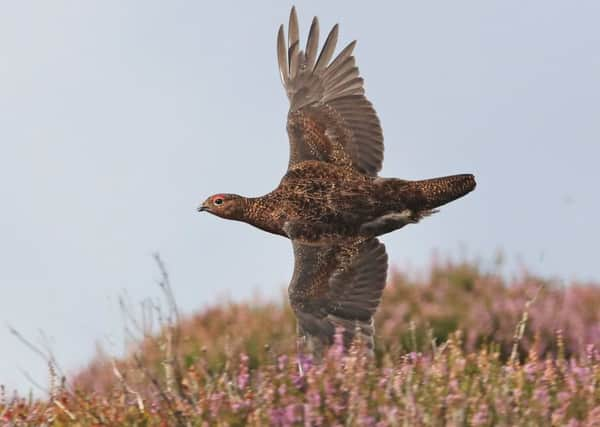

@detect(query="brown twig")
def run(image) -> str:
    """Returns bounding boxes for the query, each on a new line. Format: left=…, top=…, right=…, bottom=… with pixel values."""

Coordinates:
left=509, top=284, right=544, bottom=364
left=133, top=353, right=186, bottom=427
left=153, top=253, right=192, bottom=405
left=111, top=358, right=145, bottom=413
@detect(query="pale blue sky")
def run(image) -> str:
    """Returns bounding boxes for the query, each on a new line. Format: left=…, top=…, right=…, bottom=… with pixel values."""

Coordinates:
left=1, top=1, right=599, bottom=392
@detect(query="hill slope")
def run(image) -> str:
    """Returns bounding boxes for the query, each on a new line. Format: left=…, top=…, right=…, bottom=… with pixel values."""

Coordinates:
left=3, top=261, right=600, bottom=425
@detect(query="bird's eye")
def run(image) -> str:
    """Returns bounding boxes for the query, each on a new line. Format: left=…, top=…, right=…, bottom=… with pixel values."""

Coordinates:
left=213, top=198, right=224, bottom=206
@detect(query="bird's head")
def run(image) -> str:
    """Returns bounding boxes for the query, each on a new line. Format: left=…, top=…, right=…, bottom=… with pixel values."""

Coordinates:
left=198, top=193, right=245, bottom=220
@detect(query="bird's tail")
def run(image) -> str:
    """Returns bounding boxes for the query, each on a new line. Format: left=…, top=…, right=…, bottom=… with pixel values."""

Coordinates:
left=399, top=173, right=476, bottom=211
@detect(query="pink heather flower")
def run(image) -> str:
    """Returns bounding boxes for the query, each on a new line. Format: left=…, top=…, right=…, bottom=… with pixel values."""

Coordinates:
left=301, top=353, right=314, bottom=372
left=471, top=404, right=489, bottom=426
left=569, top=359, right=590, bottom=382
left=586, top=405, right=600, bottom=424
left=237, top=353, right=250, bottom=390
left=278, top=355, right=288, bottom=371
left=407, top=352, right=419, bottom=363
left=360, top=415, right=376, bottom=426
left=565, top=373, right=579, bottom=393
left=585, top=344, right=597, bottom=362
left=269, top=407, right=285, bottom=426
left=379, top=405, right=399, bottom=423
left=523, top=361, right=539, bottom=379
left=445, top=380, right=462, bottom=407
left=324, top=378, right=336, bottom=398
left=533, top=385, right=548, bottom=401
left=278, top=383, right=287, bottom=398
left=284, top=404, right=298, bottom=425
left=209, top=391, right=225, bottom=418
left=378, top=375, right=388, bottom=389
left=269, top=405, right=299, bottom=427
left=230, top=400, right=242, bottom=412
left=533, top=386, right=550, bottom=415
left=328, top=328, right=345, bottom=360
left=308, top=389, right=321, bottom=408
left=303, top=401, right=324, bottom=427
left=292, top=372, right=306, bottom=390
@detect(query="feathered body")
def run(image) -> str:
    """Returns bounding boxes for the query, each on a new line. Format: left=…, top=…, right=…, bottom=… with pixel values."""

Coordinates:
left=226, top=161, right=475, bottom=244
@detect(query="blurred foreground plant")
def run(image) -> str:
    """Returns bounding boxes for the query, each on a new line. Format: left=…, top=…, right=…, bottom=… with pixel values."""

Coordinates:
left=4, top=257, right=600, bottom=425
left=4, top=333, right=600, bottom=425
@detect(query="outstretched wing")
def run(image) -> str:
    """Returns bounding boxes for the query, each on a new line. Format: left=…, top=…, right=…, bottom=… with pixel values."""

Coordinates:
left=288, top=238, right=388, bottom=352
left=277, top=7, right=384, bottom=176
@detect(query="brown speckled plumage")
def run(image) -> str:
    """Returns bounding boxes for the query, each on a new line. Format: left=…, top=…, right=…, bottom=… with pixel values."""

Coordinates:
left=199, top=8, right=476, bottom=353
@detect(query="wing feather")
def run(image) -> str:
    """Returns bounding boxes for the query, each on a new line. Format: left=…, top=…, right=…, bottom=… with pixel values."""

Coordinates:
left=305, top=17, right=319, bottom=69
left=314, top=24, right=338, bottom=73
left=278, top=8, right=384, bottom=176
left=323, top=41, right=357, bottom=79
left=288, top=41, right=300, bottom=80
left=277, top=25, right=288, bottom=86
left=288, top=238, right=388, bottom=350
left=288, top=6, right=299, bottom=51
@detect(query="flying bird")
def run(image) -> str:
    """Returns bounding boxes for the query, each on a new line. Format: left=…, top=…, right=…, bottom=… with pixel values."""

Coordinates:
left=199, top=7, right=476, bottom=354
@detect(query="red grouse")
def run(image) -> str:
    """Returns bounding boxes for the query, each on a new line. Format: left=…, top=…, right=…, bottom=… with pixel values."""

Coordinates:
left=199, top=8, right=476, bottom=353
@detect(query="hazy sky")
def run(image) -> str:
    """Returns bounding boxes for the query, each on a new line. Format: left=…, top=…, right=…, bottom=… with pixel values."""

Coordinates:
left=1, top=1, right=599, bottom=393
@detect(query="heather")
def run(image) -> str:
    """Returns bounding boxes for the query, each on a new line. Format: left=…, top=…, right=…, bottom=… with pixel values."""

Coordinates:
left=3, top=260, right=600, bottom=425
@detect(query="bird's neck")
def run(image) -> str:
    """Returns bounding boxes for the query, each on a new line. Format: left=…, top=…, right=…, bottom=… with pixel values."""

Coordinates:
left=240, top=196, right=285, bottom=237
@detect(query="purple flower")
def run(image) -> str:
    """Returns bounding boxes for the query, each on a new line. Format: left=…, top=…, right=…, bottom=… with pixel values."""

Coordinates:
left=278, top=355, right=288, bottom=371
left=237, top=353, right=250, bottom=390
left=471, top=404, right=489, bottom=426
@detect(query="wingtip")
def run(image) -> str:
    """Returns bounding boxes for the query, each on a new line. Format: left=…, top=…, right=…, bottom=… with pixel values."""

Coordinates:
left=314, top=22, right=339, bottom=73
left=277, top=24, right=288, bottom=86
left=289, top=5, right=297, bottom=24
left=288, top=6, right=299, bottom=48
left=277, top=24, right=285, bottom=44
left=310, top=16, right=319, bottom=37
left=305, top=16, right=320, bottom=69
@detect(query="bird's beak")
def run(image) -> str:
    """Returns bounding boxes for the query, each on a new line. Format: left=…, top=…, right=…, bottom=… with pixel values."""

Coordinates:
left=197, top=204, right=207, bottom=212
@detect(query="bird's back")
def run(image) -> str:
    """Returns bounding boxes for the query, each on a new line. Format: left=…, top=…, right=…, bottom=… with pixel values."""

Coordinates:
left=279, top=161, right=379, bottom=216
